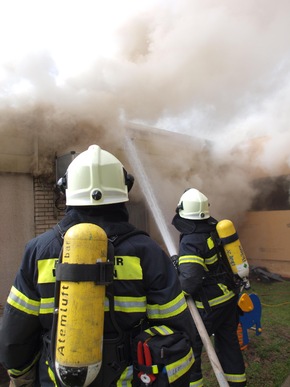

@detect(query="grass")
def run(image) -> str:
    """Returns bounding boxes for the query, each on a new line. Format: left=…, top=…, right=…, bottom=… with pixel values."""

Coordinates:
left=201, top=277, right=290, bottom=386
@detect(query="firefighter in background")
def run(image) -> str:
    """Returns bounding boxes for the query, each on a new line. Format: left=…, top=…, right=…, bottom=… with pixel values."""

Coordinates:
left=0, top=145, right=196, bottom=386
left=171, top=188, right=247, bottom=387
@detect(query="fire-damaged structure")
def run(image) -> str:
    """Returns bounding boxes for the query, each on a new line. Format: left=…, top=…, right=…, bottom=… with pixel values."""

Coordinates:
left=0, top=124, right=290, bottom=309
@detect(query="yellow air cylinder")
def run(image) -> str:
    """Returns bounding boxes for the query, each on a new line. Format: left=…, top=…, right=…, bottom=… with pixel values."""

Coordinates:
left=55, top=223, right=108, bottom=387
left=216, top=219, right=250, bottom=283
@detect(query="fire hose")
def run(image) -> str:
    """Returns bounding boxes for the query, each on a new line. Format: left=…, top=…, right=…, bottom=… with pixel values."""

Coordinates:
left=171, top=254, right=229, bottom=386
left=186, top=296, right=229, bottom=387
left=125, top=135, right=229, bottom=386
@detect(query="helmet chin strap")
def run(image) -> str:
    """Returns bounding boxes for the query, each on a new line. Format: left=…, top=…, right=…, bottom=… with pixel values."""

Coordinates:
left=175, top=202, right=183, bottom=214
left=57, top=172, right=67, bottom=194
left=124, top=169, right=134, bottom=192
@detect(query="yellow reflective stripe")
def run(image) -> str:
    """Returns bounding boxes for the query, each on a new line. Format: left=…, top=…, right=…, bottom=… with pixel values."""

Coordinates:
left=179, top=255, right=207, bottom=270
left=207, top=236, right=214, bottom=249
left=147, top=292, right=187, bottom=319
left=145, top=325, right=174, bottom=336
left=195, top=288, right=235, bottom=309
left=7, top=286, right=40, bottom=316
left=40, top=297, right=55, bottom=314
left=104, top=296, right=146, bottom=313
left=190, top=378, right=203, bottom=386
left=204, top=253, right=218, bottom=265
left=166, top=348, right=194, bottom=383
left=8, top=353, right=40, bottom=376
left=151, top=325, right=174, bottom=335
left=113, top=256, right=142, bottom=280
left=38, top=258, right=58, bottom=284
left=151, top=364, right=159, bottom=374
left=225, top=372, right=247, bottom=383
left=116, top=365, right=133, bottom=387
left=218, top=283, right=229, bottom=293
left=46, top=361, right=58, bottom=386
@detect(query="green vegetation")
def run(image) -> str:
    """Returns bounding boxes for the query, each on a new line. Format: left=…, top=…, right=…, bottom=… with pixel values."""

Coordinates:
left=201, top=278, right=290, bottom=387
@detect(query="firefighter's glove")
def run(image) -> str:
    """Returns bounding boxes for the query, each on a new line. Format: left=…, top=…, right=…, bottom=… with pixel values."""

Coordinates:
left=170, top=255, right=179, bottom=272
left=8, top=365, right=36, bottom=387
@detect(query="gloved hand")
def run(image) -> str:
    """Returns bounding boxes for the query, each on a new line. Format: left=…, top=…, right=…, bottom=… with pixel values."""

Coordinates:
left=170, top=255, right=179, bottom=272
left=8, top=365, right=36, bottom=387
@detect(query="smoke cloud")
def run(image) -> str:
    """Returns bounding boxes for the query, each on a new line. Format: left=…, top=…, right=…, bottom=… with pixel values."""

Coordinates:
left=1, top=0, right=290, bottom=224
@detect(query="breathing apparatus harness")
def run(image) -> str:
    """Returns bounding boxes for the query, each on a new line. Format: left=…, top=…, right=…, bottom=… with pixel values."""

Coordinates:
left=45, top=214, right=193, bottom=387
left=108, top=231, right=195, bottom=387
left=93, top=229, right=150, bottom=386
left=48, top=220, right=149, bottom=386
left=172, top=215, right=248, bottom=315
left=195, top=223, right=251, bottom=316
left=209, top=229, right=244, bottom=294
left=47, top=221, right=114, bottom=386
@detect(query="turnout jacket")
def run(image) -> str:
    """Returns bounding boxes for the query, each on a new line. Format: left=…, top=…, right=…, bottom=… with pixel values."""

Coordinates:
left=0, top=206, right=195, bottom=386
left=172, top=214, right=236, bottom=310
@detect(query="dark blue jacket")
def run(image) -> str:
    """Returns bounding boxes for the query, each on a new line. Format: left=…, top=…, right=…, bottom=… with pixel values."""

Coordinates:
left=0, top=205, right=195, bottom=386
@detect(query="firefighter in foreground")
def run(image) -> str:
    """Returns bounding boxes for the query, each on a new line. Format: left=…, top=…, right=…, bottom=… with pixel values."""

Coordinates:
left=171, top=188, right=247, bottom=387
left=0, top=145, right=196, bottom=386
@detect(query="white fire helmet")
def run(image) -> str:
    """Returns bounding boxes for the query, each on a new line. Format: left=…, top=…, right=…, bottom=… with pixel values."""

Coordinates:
left=176, top=188, right=210, bottom=220
left=65, top=144, right=131, bottom=206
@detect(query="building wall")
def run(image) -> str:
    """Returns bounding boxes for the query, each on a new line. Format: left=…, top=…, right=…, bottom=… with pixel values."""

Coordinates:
left=1, top=127, right=290, bottom=312
left=0, top=174, right=34, bottom=307
left=34, top=177, right=64, bottom=236
left=0, top=174, right=65, bottom=307
left=239, top=210, right=290, bottom=278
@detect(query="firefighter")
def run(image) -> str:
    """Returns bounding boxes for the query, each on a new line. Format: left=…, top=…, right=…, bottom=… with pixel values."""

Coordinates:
left=0, top=145, right=196, bottom=386
left=171, top=188, right=247, bottom=387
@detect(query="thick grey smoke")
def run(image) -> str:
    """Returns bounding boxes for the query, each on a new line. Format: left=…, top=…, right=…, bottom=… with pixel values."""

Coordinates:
left=1, top=0, right=290, bottom=224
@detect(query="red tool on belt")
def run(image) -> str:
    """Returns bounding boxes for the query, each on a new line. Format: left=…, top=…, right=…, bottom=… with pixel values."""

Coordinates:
left=137, top=340, right=156, bottom=385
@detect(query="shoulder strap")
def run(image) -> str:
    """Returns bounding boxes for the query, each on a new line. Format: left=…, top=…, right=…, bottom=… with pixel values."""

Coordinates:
left=110, top=229, right=149, bottom=247
left=53, top=224, right=64, bottom=246
left=210, top=230, right=241, bottom=293
left=106, top=228, right=149, bottom=328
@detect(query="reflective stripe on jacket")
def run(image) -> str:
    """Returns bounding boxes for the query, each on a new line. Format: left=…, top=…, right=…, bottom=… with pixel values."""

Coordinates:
left=178, top=227, right=235, bottom=309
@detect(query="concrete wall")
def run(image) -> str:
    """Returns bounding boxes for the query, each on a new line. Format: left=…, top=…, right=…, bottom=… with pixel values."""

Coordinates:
left=0, top=174, right=34, bottom=306
left=0, top=174, right=66, bottom=307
